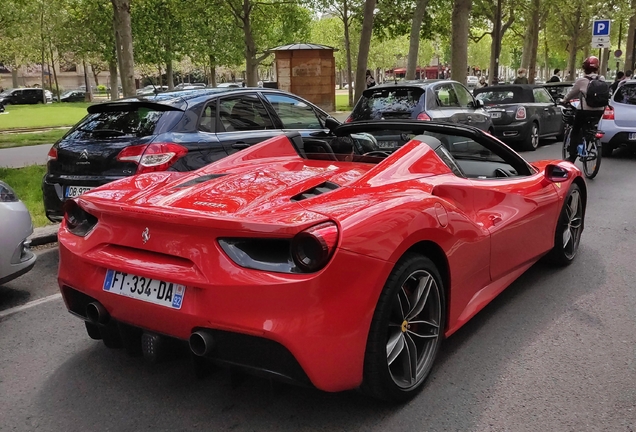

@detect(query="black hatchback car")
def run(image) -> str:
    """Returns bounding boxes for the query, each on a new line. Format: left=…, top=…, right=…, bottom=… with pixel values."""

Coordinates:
left=43, top=88, right=343, bottom=221
left=0, top=88, right=47, bottom=105
left=473, top=85, right=563, bottom=151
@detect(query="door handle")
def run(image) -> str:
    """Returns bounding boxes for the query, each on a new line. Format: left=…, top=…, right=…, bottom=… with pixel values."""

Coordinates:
left=489, top=215, right=502, bottom=225
left=543, top=108, right=550, bottom=111
left=231, top=142, right=249, bottom=150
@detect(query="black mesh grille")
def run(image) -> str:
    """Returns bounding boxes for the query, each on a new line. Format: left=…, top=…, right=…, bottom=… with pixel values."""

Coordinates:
left=291, top=181, right=340, bottom=202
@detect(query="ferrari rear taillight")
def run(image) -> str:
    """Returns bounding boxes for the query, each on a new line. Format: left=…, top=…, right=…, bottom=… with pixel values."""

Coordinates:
left=63, top=200, right=98, bottom=237
left=416, top=112, right=431, bottom=121
left=117, top=143, right=188, bottom=174
left=47, top=147, right=58, bottom=162
left=291, top=221, right=339, bottom=272
left=515, top=106, right=526, bottom=120
left=602, top=106, right=614, bottom=120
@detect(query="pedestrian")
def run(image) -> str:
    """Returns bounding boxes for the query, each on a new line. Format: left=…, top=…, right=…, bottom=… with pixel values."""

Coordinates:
left=513, top=68, right=529, bottom=84
left=477, top=77, right=488, bottom=89
left=548, top=68, right=561, bottom=82
left=366, top=70, right=376, bottom=88
left=609, top=71, right=624, bottom=94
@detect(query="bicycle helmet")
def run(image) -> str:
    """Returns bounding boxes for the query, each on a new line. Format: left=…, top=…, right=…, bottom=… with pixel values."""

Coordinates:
left=582, top=56, right=599, bottom=73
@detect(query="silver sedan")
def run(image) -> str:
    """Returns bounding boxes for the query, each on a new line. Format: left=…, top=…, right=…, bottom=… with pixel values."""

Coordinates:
left=0, top=181, right=37, bottom=285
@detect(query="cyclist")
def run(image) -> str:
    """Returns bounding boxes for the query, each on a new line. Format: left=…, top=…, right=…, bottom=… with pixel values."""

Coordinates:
left=561, top=56, right=606, bottom=162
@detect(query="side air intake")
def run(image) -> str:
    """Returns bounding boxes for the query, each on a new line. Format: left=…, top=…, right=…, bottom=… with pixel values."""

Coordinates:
left=291, top=181, right=340, bottom=202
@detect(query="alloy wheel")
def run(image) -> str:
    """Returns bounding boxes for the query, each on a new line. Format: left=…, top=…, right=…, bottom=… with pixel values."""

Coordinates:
left=386, top=269, right=441, bottom=389
left=531, top=124, right=539, bottom=149
left=562, top=189, right=583, bottom=260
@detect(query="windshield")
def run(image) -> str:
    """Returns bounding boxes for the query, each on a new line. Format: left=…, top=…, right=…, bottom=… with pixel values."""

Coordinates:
left=68, top=107, right=183, bottom=139
left=351, top=87, right=425, bottom=121
left=475, top=90, right=521, bottom=104
left=614, top=83, right=636, bottom=105
left=0, top=89, right=13, bottom=96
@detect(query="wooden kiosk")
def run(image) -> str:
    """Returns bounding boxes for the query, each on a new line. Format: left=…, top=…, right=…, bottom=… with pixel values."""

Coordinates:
left=270, top=43, right=336, bottom=112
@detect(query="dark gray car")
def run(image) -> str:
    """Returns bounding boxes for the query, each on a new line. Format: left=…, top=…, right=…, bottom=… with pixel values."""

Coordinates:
left=347, top=80, right=493, bottom=149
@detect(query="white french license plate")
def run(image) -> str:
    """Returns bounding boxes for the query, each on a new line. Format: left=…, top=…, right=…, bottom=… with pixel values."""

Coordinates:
left=65, top=185, right=93, bottom=198
left=629, top=133, right=636, bottom=141
left=103, top=269, right=186, bottom=309
left=490, top=112, right=502, bottom=118
left=379, top=140, right=398, bottom=148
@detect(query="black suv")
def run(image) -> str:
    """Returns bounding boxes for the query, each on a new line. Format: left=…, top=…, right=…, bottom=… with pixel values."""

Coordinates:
left=43, top=88, right=343, bottom=221
left=0, top=88, right=47, bottom=105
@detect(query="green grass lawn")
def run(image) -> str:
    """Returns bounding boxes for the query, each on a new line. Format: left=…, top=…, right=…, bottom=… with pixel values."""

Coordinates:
left=335, top=94, right=352, bottom=111
left=0, top=165, right=49, bottom=227
left=0, top=129, right=67, bottom=149
left=0, top=102, right=91, bottom=130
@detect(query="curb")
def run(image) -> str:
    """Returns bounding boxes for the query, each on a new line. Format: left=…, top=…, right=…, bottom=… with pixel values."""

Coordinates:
left=28, top=223, right=59, bottom=247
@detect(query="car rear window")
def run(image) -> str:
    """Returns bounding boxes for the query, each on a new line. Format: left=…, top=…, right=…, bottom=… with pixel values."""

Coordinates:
left=68, top=107, right=183, bottom=139
left=351, top=87, right=425, bottom=121
left=614, top=83, right=636, bottom=105
left=475, top=89, right=524, bottom=104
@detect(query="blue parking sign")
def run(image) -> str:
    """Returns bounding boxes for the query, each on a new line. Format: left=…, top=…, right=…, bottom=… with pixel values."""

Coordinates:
left=593, top=20, right=611, bottom=36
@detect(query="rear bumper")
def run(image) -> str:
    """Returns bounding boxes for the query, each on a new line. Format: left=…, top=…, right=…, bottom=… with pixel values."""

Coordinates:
left=598, top=119, right=636, bottom=146
left=42, top=173, right=126, bottom=222
left=0, top=201, right=36, bottom=284
left=57, top=227, right=394, bottom=392
left=491, top=121, right=530, bottom=142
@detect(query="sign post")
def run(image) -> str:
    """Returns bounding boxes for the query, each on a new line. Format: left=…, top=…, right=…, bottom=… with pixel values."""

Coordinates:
left=592, top=19, right=611, bottom=49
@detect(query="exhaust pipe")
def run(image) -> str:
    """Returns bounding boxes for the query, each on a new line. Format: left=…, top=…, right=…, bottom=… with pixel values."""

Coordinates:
left=86, top=302, right=109, bottom=325
left=189, top=330, right=215, bottom=357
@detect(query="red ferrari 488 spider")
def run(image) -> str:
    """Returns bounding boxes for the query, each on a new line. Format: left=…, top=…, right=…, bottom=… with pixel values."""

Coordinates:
left=57, top=120, right=586, bottom=401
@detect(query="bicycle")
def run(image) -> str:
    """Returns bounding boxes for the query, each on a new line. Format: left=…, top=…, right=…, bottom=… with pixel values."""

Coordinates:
left=561, top=104, right=603, bottom=179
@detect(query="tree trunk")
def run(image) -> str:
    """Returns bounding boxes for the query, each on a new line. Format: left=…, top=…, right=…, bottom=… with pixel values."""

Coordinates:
left=92, top=67, right=100, bottom=86
left=11, top=69, right=18, bottom=88
left=209, top=55, right=217, bottom=87
left=528, top=24, right=539, bottom=83
left=343, top=3, right=354, bottom=107
left=40, top=5, right=46, bottom=103
left=354, top=0, right=378, bottom=104
left=48, top=41, right=60, bottom=103
left=521, top=0, right=540, bottom=74
left=626, top=2, right=636, bottom=71
left=82, top=59, right=93, bottom=102
left=488, top=0, right=502, bottom=85
left=566, top=9, right=582, bottom=81
left=406, top=0, right=429, bottom=80
left=544, top=28, right=549, bottom=81
left=166, top=61, right=174, bottom=90
left=108, top=58, right=118, bottom=100
left=111, top=0, right=135, bottom=97
left=242, top=0, right=259, bottom=86
left=451, top=0, right=472, bottom=85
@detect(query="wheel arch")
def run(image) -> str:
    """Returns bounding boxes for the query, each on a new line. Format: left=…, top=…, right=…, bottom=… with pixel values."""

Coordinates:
left=402, top=240, right=451, bottom=332
left=572, top=176, right=587, bottom=218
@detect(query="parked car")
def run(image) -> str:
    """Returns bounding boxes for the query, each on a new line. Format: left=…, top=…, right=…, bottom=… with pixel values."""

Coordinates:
left=215, top=82, right=242, bottom=88
left=56, top=119, right=586, bottom=401
left=598, top=79, right=636, bottom=156
left=466, top=75, right=479, bottom=90
left=346, top=80, right=493, bottom=149
left=136, top=85, right=169, bottom=96
left=474, top=84, right=563, bottom=151
left=59, top=90, right=86, bottom=102
left=175, top=83, right=206, bottom=90
left=42, top=88, right=343, bottom=222
left=0, top=181, right=37, bottom=285
left=0, top=88, right=47, bottom=105
left=543, top=81, right=575, bottom=101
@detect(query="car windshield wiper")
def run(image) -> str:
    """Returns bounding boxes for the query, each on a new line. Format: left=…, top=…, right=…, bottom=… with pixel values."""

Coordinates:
left=76, top=128, right=127, bottom=136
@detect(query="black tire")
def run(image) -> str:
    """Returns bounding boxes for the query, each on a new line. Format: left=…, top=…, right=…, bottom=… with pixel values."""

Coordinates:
left=361, top=254, right=445, bottom=402
left=601, top=143, right=614, bottom=157
left=521, top=122, right=540, bottom=151
left=544, top=184, right=584, bottom=266
left=582, top=138, right=601, bottom=179
left=562, top=127, right=571, bottom=160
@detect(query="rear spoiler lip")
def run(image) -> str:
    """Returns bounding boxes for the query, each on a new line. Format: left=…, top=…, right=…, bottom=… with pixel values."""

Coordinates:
left=87, top=100, right=186, bottom=114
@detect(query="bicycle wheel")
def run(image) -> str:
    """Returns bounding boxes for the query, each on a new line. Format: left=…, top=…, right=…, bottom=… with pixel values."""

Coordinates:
left=562, top=127, right=571, bottom=160
left=582, top=137, right=601, bottom=179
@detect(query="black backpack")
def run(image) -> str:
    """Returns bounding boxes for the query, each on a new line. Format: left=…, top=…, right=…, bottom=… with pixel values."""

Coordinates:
left=585, top=76, right=611, bottom=107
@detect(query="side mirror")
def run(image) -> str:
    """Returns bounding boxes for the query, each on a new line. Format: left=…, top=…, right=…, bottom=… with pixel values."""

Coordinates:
left=471, top=99, right=484, bottom=108
left=324, top=116, right=340, bottom=133
left=545, top=164, right=570, bottom=182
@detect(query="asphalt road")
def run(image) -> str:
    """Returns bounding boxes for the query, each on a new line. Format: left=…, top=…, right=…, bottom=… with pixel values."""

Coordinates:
left=0, top=143, right=53, bottom=168
left=1, top=141, right=636, bottom=431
